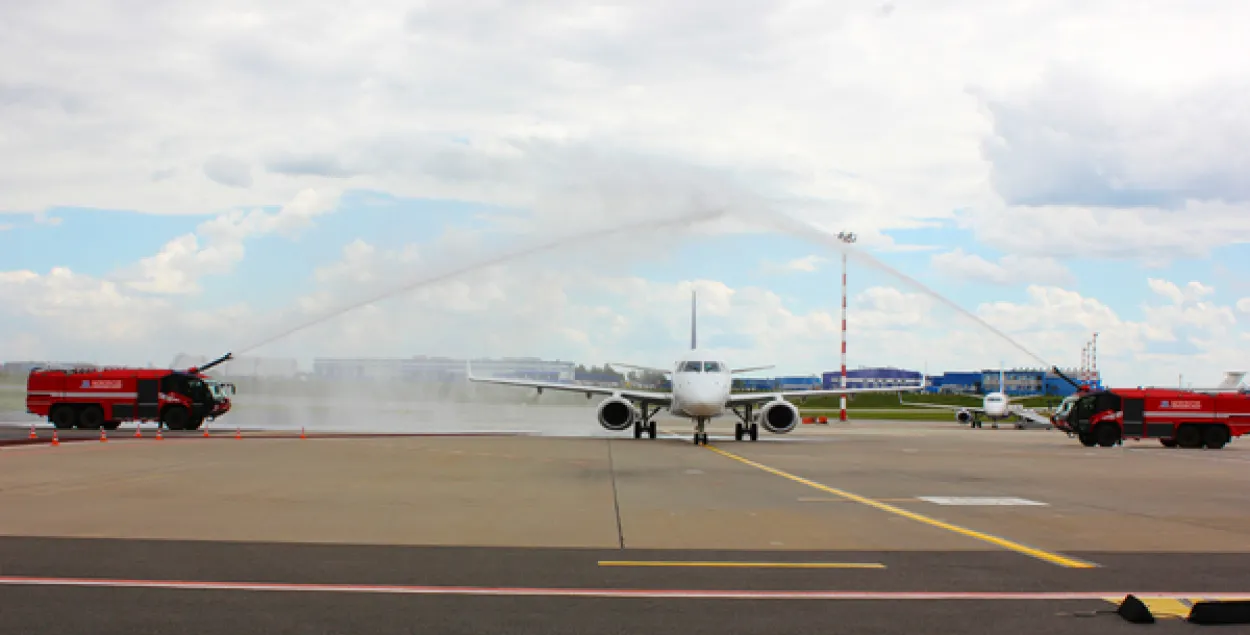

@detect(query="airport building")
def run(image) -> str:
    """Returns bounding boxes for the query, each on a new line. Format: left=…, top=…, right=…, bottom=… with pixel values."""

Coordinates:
left=980, top=367, right=1100, bottom=396
left=923, top=368, right=1099, bottom=397
left=822, top=368, right=924, bottom=390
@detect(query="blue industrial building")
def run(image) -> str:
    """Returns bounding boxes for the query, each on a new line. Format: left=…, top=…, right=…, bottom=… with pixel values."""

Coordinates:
left=733, top=378, right=775, bottom=392
left=924, top=371, right=982, bottom=394
left=822, top=368, right=923, bottom=390
left=922, top=368, right=1099, bottom=397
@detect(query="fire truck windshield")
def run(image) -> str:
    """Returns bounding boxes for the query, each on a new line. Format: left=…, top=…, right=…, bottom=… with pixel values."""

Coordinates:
left=206, top=381, right=233, bottom=400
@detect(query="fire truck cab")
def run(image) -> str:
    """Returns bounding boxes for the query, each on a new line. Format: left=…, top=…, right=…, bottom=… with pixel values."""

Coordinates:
left=1061, top=387, right=1250, bottom=449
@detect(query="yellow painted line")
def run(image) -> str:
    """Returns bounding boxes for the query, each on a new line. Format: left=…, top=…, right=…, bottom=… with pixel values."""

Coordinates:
left=705, top=445, right=1097, bottom=569
left=598, top=561, right=885, bottom=569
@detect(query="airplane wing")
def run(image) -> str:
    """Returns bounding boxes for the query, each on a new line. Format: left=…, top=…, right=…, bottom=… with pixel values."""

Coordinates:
left=466, top=363, right=672, bottom=404
left=731, top=365, right=775, bottom=374
left=900, top=402, right=985, bottom=413
left=1013, top=408, right=1054, bottom=426
left=727, top=383, right=926, bottom=405
left=897, top=393, right=984, bottom=412
left=607, top=362, right=672, bottom=375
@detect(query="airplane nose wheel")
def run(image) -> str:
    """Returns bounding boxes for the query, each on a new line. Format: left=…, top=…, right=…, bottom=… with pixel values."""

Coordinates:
left=693, top=418, right=709, bottom=445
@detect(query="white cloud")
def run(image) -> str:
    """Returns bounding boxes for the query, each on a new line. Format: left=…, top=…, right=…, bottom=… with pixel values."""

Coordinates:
left=3, top=0, right=1246, bottom=263
left=0, top=266, right=255, bottom=362
left=122, top=188, right=341, bottom=294
left=1238, top=298, right=1250, bottom=314
left=763, top=255, right=827, bottom=274
left=1148, top=278, right=1216, bottom=305
left=0, top=223, right=12, bottom=231
left=955, top=201, right=1250, bottom=263
left=930, top=249, right=1073, bottom=286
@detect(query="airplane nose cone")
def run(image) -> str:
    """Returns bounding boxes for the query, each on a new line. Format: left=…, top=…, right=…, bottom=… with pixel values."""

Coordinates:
left=683, top=383, right=724, bottom=416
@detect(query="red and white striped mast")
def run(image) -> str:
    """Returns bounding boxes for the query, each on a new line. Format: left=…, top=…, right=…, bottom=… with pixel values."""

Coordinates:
left=1091, top=332, right=1098, bottom=387
left=837, top=231, right=857, bottom=422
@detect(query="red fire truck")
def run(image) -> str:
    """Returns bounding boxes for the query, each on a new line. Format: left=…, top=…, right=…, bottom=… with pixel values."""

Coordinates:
left=1056, top=385, right=1250, bottom=449
left=25, top=353, right=236, bottom=431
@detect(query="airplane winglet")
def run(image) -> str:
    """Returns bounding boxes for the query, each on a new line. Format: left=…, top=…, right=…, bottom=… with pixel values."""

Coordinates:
left=465, top=359, right=475, bottom=381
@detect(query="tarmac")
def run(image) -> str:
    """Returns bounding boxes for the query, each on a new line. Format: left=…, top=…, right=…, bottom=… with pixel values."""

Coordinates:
left=2, top=414, right=1250, bottom=633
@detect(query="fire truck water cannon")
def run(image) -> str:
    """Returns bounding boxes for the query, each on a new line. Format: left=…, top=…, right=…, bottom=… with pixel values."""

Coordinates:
left=189, top=352, right=233, bottom=374
left=26, top=352, right=237, bottom=432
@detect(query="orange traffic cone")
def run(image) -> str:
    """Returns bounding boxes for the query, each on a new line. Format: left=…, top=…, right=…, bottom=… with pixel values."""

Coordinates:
left=28, top=424, right=37, bottom=440
left=51, top=430, right=60, bottom=446
left=300, top=426, right=306, bottom=440
left=235, top=427, right=242, bottom=440
left=202, top=426, right=210, bottom=438
left=99, top=427, right=107, bottom=443
left=134, top=425, right=142, bottom=438
left=156, top=426, right=164, bottom=441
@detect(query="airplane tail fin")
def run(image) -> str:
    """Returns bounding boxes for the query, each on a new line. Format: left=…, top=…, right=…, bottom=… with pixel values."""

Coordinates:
left=1218, top=371, right=1246, bottom=390
left=999, top=362, right=1006, bottom=396
left=690, top=289, right=697, bottom=350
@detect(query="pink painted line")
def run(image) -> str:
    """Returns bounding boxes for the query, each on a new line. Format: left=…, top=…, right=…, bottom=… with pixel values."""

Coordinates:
left=3, top=576, right=1250, bottom=601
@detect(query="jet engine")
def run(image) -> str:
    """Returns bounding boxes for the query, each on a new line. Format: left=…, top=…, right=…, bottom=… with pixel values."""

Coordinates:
left=597, top=396, right=638, bottom=431
left=757, top=399, right=800, bottom=434
left=955, top=409, right=973, bottom=424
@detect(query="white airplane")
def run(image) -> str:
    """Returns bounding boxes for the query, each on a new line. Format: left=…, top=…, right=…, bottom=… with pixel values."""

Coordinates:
left=467, top=291, right=927, bottom=445
left=899, top=367, right=1053, bottom=429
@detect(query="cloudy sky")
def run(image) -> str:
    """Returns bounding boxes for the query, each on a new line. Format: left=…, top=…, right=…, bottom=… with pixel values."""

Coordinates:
left=2, top=0, right=1249, bottom=387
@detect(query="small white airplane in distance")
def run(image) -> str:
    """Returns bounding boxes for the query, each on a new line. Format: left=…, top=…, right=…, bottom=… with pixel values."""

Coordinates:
left=899, top=367, right=1053, bottom=429
left=468, top=291, right=927, bottom=445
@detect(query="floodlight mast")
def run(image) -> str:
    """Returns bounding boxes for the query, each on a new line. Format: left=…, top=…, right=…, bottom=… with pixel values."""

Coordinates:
left=837, top=231, right=856, bottom=422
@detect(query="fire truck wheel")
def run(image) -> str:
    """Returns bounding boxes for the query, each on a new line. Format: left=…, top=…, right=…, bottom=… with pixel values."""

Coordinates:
left=1176, top=425, right=1203, bottom=449
left=1078, top=432, right=1096, bottom=447
left=1094, top=423, right=1119, bottom=447
left=51, top=406, right=76, bottom=430
left=1159, top=439, right=1178, bottom=448
left=188, top=417, right=204, bottom=431
left=1203, top=425, right=1230, bottom=450
left=162, top=406, right=189, bottom=431
left=78, top=406, right=104, bottom=430
left=102, top=421, right=120, bottom=431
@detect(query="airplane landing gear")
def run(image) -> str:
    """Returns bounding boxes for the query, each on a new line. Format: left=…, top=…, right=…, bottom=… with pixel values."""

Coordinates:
left=730, top=405, right=759, bottom=442
left=634, top=402, right=660, bottom=439
left=693, top=417, right=709, bottom=445
left=734, top=422, right=759, bottom=441
left=634, top=420, right=656, bottom=439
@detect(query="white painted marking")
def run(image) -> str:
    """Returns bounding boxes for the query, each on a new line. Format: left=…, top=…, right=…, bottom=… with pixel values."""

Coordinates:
left=917, top=496, right=1048, bottom=506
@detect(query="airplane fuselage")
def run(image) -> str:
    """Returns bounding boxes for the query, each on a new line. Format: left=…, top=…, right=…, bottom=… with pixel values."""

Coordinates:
left=668, top=351, right=732, bottom=419
left=981, top=392, right=1011, bottom=419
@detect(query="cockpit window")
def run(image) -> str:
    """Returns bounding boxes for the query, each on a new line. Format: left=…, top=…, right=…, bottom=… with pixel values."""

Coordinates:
left=703, top=361, right=723, bottom=372
left=680, top=361, right=703, bottom=373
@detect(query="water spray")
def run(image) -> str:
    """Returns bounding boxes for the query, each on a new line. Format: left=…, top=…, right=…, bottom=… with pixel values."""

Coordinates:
left=235, top=208, right=727, bottom=355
